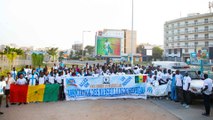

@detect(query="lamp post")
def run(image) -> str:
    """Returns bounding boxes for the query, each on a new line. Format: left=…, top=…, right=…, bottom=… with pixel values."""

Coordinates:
left=131, top=0, right=134, bottom=67
left=82, top=30, right=91, bottom=60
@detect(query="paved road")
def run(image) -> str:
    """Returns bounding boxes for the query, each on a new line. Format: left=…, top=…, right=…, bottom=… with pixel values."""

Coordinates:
left=151, top=99, right=213, bottom=120
left=0, top=99, right=179, bottom=120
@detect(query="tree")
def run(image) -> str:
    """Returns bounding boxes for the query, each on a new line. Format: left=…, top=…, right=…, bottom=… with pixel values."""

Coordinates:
left=152, top=47, right=163, bottom=61
left=58, top=51, right=64, bottom=61
left=32, top=53, right=44, bottom=67
left=3, top=46, right=24, bottom=68
left=69, top=50, right=74, bottom=59
left=74, top=50, right=85, bottom=57
left=46, top=48, right=58, bottom=62
left=136, top=44, right=145, bottom=53
left=84, top=45, right=95, bottom=55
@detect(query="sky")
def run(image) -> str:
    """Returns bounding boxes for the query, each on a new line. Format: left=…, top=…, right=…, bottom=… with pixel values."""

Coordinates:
left=0, top=0, right=211, bottom=50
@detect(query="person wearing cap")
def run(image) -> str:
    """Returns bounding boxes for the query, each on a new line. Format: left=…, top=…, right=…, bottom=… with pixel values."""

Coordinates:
left=201, top=73, right=212, bottom=116
left=182, top=72, right=191, bottom=108
left=4, top=72, right=15, bottom=108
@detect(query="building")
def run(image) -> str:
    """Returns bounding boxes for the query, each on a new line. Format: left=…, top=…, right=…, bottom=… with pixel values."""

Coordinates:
left=72, top=41, right=83, bottom=51
left=164, top=13, right=213, bottom=62
left=96, top=29, right=139, bottom=61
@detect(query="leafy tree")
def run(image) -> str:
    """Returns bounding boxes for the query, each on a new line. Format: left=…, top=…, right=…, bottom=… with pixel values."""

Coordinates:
left=75, top=50, right=85, bottom=57
left=69, top=50, right=74, bottom=59
left=3, top=46, right=24, bottom=68
left=152, top=47, right=163, bottom=61
left=46, top=48, right=58, bottom=62
left=136, top=44, right=145, bottom=53
left=84, top=45, right=95, bottom=55
left=32, top=53, right=44, bottom=67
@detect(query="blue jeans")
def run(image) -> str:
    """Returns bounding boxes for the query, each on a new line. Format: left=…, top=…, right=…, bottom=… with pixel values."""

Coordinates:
left=170, top=86, right=177, bottom=101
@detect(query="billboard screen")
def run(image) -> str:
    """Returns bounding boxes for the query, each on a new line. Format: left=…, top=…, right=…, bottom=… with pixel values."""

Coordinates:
left=96, top=37, right=121, bottom=56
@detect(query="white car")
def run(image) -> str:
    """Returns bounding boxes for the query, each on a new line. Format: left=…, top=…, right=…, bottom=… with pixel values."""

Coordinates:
left=178, top=70, right=213, bottom=103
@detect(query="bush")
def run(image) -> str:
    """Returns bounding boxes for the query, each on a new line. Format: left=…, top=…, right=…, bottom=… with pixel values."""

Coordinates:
left=87, top=57, right=96, bottom=61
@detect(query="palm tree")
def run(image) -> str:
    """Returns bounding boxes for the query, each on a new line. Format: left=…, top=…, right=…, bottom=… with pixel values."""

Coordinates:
left=4, top=46, right=24, bottom=68
left=47, top=48, right=58, bottom=62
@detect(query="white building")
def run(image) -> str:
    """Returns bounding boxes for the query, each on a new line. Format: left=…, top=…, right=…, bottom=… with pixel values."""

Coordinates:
left=164, top=13, right=213, bottom=62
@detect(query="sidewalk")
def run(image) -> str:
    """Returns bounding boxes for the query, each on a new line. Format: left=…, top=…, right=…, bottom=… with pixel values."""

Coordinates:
left=151, top=99, right=213, bottom=120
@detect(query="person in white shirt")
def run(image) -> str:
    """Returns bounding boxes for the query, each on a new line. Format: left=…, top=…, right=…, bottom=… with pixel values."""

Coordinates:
left=28, top=69, right=38, bottom=86
left=175, top=70, right=183, bottom=103
left=47, top=74, right=55, bottom=84
left=159, top=69, right=168, bottom=85
left=182, top=72, right=191, bottom=108
left=116, top=68, right=125, bottom=75
left=24, top=65, right=30, bottom=78
left=16, top=74, right=27, bottom=105
left=56, top=72, right=65, bottom=100
left=0, top=76, right=6, bottom=115
left=38, top=72, right=45, bottom=85
left=133, top=66, right=140, bottom=74
left=53, top=63, right=58, bottom=70
left=11, top=67, right=17, bottom=81
left=201, top=74, right=212, bottom=116
left=4, top=72, right=15, bottom=108
left=16, top=74, right=27, bottom=85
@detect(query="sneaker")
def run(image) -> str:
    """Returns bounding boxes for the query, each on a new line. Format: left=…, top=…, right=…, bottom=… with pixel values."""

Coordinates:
left=185, top=105, right=189, bottom=109
left=0, top=112, right=3, bottom=115
left=182, top=103, right=186, bottom=107
left=202, top=113, right=210, bottom=117
left=6, top=104, right=9, bottom=108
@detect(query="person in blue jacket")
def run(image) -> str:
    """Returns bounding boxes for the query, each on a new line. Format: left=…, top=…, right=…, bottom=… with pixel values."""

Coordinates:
left=170, top=72, right=177, bottom=101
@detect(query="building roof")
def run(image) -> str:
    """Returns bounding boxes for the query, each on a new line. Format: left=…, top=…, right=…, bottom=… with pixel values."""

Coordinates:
left=165, top=13, right=213, bottom=24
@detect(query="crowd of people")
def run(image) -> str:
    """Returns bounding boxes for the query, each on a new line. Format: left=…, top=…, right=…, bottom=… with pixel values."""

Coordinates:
left=0, top=61, right=212, bottom=116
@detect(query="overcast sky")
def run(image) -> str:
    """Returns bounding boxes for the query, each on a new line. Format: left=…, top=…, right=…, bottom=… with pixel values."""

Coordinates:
left=0, top=0, right=211, bottom=50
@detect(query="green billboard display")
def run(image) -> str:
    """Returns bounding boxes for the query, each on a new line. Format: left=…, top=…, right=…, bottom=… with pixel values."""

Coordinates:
left=96, top=37, right=121, bottom=56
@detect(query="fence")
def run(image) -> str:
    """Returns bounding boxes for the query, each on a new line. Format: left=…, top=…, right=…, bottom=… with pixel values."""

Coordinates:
left=0, top=56, right=31, bottom=70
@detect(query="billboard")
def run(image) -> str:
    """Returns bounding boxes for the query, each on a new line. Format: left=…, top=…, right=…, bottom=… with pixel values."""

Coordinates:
left=96, top=37, right=121, bottom=56
left=190, top=48, right=209, bottom=64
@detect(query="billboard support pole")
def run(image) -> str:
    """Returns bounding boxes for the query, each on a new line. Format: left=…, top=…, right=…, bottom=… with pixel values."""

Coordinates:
left=131, top=0, right=134, bottom=67
left=82, top=31, right=91, bottom=60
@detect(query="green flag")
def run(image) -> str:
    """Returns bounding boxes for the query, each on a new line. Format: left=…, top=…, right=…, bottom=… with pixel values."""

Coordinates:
left=43, top=84, right=59, bottom=102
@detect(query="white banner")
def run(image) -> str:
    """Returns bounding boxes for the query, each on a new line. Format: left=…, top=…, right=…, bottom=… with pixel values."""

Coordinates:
left=64, top=75, right=147, bottom=100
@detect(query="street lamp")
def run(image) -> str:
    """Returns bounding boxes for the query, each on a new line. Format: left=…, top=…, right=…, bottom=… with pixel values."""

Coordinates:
left=131, top=0, right=134, bottom=66
left=82, top=30, right=91, bottom=60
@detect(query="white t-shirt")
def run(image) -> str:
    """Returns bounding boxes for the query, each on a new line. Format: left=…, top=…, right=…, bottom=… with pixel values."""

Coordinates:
left=48, top=76, right=55, bottom=84
left=161, top=73, right=168, bottom=82
left=16, top=78, right=27, bottom=85
left=0, top=81, right=6, bottom=95
left=203, top=78, right=213, bottom=95
left=53, top=65, right=58, bottom=70
left=175, top=74, right=183, bottom=87
left=38, top=77, right=45, bottom=85
left=28, top=74, right=38, bottom=86
left=183, top=76, right=191, bottom=91
left=4, top=77, right=15, bottom=89
left=55, top=76, right=64, bottom=84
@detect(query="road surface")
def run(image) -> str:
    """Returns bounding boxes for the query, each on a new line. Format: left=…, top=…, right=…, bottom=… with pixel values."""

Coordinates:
left=0, top=99, right=179, bottom=120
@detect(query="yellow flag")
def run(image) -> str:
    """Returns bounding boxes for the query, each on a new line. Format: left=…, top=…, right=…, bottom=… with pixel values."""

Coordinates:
left=27, top=84, right=45, bottom=102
